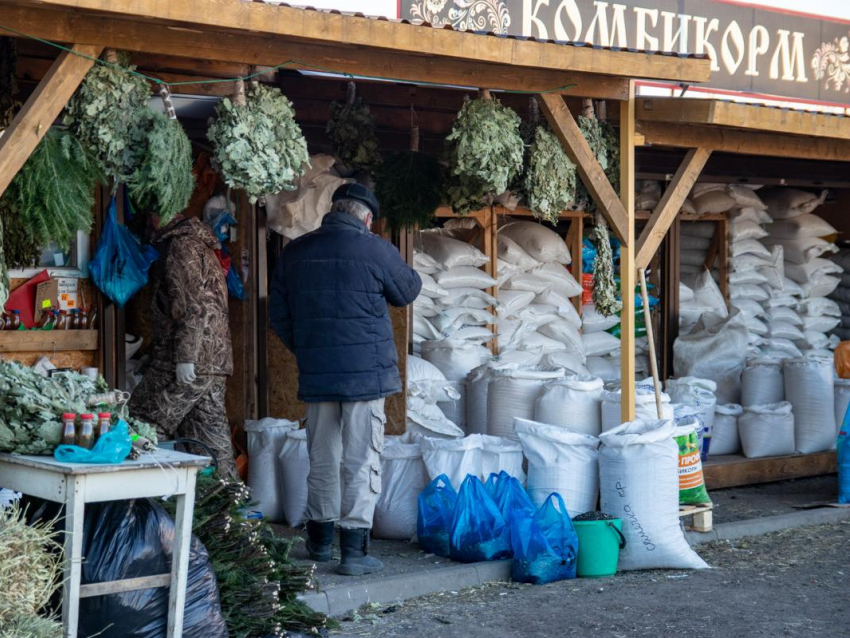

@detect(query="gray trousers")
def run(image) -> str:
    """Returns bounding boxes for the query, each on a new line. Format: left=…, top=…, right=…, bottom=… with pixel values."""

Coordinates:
left=305, top=398, right=385, bottom=529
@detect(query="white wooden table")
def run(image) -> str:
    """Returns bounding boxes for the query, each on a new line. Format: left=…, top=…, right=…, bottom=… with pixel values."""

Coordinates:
left=0, top=449, right=210, bottom=638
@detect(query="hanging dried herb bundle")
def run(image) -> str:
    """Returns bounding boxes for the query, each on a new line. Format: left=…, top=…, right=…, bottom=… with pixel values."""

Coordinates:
left=63, top=51, right=151, bottom=186
left=10, top=128, right=101, bottom=250
left=374, top=122, right=442, bottom=231
left=444, top=93, right=524, bottom=215
left=0, top=37, right=20, bottom=130
left=166, top=473, right=330, bottom=638
left=326, top=83, right=381, bottom=172
left=208, top=82, right=309, bottom=203
left=128, top=108, right=195, bottom=224
left=591, top=214, right=621, bottom=317
left=575, top=100, right=620, bottom=210
left=524, top=126, right=577, bottom=223
left=0, top=190, right=41, bottom=270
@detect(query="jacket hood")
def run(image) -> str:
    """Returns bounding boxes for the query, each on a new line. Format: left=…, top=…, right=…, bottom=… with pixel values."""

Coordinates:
left=155, top=216, right=221, bottom=251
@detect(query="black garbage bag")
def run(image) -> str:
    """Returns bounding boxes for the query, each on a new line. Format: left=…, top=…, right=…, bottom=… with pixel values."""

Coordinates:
left=24, top=497, right=228, bottom=638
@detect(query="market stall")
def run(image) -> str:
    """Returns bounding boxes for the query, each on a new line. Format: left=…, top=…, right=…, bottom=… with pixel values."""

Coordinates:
left=0, top=0, right=723, bottom=632
left=632, top=97, right=850, bottom=488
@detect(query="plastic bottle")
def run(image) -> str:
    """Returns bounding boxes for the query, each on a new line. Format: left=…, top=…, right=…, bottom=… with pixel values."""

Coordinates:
left=77, top=413, right=95, bottom=449
left=97, top=412, right=112, bottom=438
left=61, top=413, right=77, bottom=446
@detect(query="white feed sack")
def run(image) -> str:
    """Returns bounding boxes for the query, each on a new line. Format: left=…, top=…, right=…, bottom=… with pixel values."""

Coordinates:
left=515, top=418, right=600, bottom=517
left=499, top=221, right=572, bottom=265
left=435, top=266, right=497, bottom=290
left=711, top=404, right=743, bottom=456
left=601, top=386, right=673, bottom=432
left=437, top=380, right=467, bottom=431
left=487, top=368, right=565, bottom=439
left=599, top=419, right=708, bottom=570
left=738, top=402, right=795, bottom=458
left=674, top=310, right=749, bottom=404
left=421, top=339, right=492, bottom=382
left=741, top=358, right=784, bottom=407
left=532, top=262, right=583, bottom=298
left=480, top=434, right=526, bottom=483
left=497, top=234, right=540, bottom=271
left=278, top=429, right=310, bottom=527
left=534, top=375, right=605, bottom=436
left=373, top=433, right=429, bottom=541
left=421, top=434, right=482, bottom=490
left=783, top=357, right=837, bottom=453
left=665, top=377, right=717, bottom=437
left=420, top=232, right=489, bottom=269
left=760, top=188, right=827, bottom=219
left=244, top=418, right=299, bottom=523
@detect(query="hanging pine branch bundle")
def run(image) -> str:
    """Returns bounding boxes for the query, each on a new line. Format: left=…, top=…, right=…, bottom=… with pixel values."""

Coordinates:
left=0, top=37, right=20, bottom=130
left=11, top=128, right=101, bottom=250
left=63, top=50, right=151, bottom=186
left=0, top=188, right=40, bottom=270
left=591, top=213, right=621, bottom=317
left=576, top=100, right=620, bottom=210
left=374, top=117, right=442, bottom=231
left=128, top=87, right=195, bottom=224
left=208, top=80, right=309, bottom=204
left=444, top=92, right=524, bottom=215
left=327, top=82, right=381, bottom=173
left=524, top=125, right=577, bottom=224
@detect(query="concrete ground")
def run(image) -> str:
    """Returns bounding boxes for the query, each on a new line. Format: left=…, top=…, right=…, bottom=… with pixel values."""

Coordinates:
left=281, top=475, right=840, bottom=592
left=331, top=521, right=850, bottom=638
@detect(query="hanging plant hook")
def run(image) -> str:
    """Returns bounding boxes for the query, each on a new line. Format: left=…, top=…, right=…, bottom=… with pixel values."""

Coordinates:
left=159, top=84, right=177, bottom=120
left=347, top=80, right=356, bottom=105
left=409, top=104, right=420, bottom=153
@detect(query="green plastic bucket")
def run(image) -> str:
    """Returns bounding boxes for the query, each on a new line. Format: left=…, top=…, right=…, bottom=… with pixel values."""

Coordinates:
left=573, top=519, right=627, bottom=578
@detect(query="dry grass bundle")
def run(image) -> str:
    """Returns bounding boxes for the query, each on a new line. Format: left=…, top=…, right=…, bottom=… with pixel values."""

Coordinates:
left=0, top=505, right=63, bottom=638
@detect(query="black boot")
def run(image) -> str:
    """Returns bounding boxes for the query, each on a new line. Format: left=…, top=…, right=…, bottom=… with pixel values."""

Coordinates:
left=338, top=528, right=384, bottom=576
left=305, top=521, right=334, bottom=562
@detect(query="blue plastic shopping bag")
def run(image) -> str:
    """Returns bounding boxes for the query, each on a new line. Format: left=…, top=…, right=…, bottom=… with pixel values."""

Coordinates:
left=417, top=474, right=458, bottom=557
left=511, top=493, right=578, bottom=585
left=496, top=475, right=536, bottom=523
left=449, top=475, right=512, bottom=563
left=54, top=421, right=133, bottom=464
left=839, top=431, right=850, bottom=504
left=89, top=197, right=159, bottom=308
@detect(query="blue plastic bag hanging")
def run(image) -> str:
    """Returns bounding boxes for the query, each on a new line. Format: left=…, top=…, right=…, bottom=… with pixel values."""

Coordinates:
left=449, top=475, right=512, bottom=563
left=839, top=413, right=850, bottom=503
left=89, top=197, right=159, bottom=308
left=417, top=474, right=458, bottom=557
left=54, top=420, right=133, bottom=464
left=511, top=493, right=578, bottom=585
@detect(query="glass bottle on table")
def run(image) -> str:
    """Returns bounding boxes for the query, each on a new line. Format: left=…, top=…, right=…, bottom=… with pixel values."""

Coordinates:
left=77, top=413, right=95, bottom=449
left=61, top=413, right=77, bottom=446
left=97, top=412, right=112, bottom=438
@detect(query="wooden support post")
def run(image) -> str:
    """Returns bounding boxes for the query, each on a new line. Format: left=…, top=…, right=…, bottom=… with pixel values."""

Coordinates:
left=661, top=217, right=681, bottom=379
left=619, top=85, right=636, bottom=423
left=635, top=148, right=712, bottom=270
left=538, top=93, right=630, bottom=244
left=0, top=43, right=102, bottom=199
left=717, top=217, right=730, bottom=306
left=482, top=207, right=499, bottom=353
left=565, top=215, right=585, bottom=316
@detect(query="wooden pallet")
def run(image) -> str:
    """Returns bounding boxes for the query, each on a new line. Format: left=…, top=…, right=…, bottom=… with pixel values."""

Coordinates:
left=679, top=503, right=713, bottom=533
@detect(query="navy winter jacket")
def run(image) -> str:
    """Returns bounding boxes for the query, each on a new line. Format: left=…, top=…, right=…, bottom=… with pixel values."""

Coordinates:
left=269, top=212, right=422, bottom=403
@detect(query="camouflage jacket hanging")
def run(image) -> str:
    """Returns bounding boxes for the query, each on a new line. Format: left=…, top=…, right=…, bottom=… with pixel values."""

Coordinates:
left=149, top=216, right=233, bottom=376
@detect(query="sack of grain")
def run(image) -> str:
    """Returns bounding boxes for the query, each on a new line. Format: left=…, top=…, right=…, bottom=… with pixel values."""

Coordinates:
left=278, top=429, right=310, bottom=527
left=374, top=433, right=429, bottom=540
left=711, top=404, right=743, bottom=455
left=741, top=358, right=785, bottom=407
left=499, top=221, right=571, bottom=265
left=738, top=402, right=795, bottom=458
left=487, top=368, right=564, bottom=439
left=784, top=357, right=837, bottom=453
left=533, top=375, right=605, bottom=436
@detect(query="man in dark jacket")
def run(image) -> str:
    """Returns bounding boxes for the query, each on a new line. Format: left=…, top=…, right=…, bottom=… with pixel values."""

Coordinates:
left=129, top=215, right=236, bottom=478
left=270, top=184, right=421, bottom=576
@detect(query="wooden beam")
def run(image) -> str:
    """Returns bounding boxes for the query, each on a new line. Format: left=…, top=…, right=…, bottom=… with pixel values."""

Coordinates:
left=538, top=93, right=630, bottom=244
left=635, top=147, right=712, bottom=269
left=2, top=5, right=632, bottom=100
left=0, top=330, right=99, bottom=352
left=619, top=84, right=637, bottom=423
left=704, top=452, right=837, bottom=490
left=639, top=98, right=850, bottom=141
left=637, top=121, right=850, bottom=162
left=0, top=43, right=102, bottom=199
left=21, top=0, right=712, bottom=83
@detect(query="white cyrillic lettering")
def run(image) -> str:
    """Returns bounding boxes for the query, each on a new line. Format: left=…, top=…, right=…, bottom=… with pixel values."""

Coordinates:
left=770, top=30, right=809, bottom=82
left=721, top=20, right=745, bottom=75
left=746, top=25, right=770, bottom=77
left=554, top=0, right=583, bottom=42
left=586, top=1, right=611, bottom=46
left=661, top=11, right=691, bottom=54
left=634, top=7, right=659, bottom=50
left=523, top=0, right=550, bottom=40
left=694, top=16, right=720, bottom=72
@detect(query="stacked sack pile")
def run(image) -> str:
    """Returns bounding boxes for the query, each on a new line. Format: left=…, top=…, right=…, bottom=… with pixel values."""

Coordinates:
left=761, top=188, right=839, bottom=358
left=830, top=247, right=850, bottom=343
left=412, top=227, right=497, bottom=432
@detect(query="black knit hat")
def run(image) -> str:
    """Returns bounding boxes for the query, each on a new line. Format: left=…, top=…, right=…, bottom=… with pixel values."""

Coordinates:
left=332, top=183, right=380, bottom=218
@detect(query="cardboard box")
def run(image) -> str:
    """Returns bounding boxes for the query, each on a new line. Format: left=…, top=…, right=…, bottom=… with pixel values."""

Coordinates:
left=33, top=278, right=78, bottom=323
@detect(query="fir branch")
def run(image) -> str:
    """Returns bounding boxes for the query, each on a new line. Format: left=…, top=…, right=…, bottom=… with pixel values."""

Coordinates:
left=128, top=110, right=195, bottom=224
left=374, top=150, right=442, bottom=231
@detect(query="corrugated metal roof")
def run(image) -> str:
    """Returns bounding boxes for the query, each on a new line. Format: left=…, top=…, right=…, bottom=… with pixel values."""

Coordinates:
left=250, top=1, right=708, bottom=59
